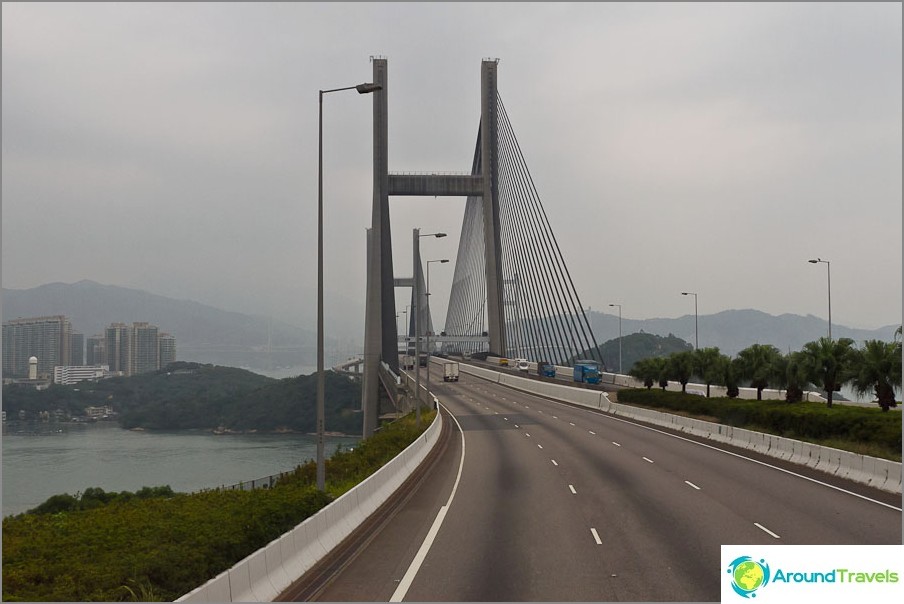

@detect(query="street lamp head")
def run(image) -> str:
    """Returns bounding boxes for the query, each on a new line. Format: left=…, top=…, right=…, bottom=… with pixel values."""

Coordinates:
left=681, top=292, right=689, bottom=296
left=355, top=83, right=382, bottom=94
left=434, top=233, right=447, bottom=238
left=440, top=259, right=450, bottom=263
left=808, top=259, right=818, bottom=264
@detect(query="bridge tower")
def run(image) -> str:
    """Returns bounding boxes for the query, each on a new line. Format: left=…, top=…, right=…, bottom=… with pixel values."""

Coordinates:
left=362, top=58, right=505, bottom=435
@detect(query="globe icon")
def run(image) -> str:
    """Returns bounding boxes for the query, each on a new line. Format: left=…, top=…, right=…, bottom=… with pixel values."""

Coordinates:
left=733, top=560, right=765, bottom=592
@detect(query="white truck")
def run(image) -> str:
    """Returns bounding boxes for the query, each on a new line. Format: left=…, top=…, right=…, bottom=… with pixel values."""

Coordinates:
left=401, top=355, right=415, bottom=370
left=443, top=361, right=460, bottom=382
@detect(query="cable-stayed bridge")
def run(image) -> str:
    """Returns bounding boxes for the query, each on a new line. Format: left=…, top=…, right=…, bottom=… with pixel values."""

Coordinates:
left=362, top=58, right=602, bottom=431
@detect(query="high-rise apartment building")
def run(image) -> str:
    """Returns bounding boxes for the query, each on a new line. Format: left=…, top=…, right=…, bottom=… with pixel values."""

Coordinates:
left=105, top=323, right=131, bottom=375
left=86, top=335, right=106, bottom=366
left=70, top=332, right=84, bottom=366
left=2, top=316, right=72, bottom=377
left=130, top=322, right=158, bottom=376
left=103, top=322, right=174, bottom=376
left=158, top=333, right=176, bottom=369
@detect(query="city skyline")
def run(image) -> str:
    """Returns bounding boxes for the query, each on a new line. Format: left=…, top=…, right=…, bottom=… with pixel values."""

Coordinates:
left=2, top=3, right=901, bottom=339
left=2, top=315, right=176, bottom=379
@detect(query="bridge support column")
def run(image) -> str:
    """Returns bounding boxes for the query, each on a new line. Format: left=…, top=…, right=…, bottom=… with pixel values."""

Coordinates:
left=362, top=227, right=378, bottom=438
left=481, top=59, right=506, bottom=357
left=362, top=58, right=392, bottom=435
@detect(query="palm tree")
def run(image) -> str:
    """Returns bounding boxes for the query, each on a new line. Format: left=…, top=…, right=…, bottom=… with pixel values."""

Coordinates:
left=667, top=351, right=695, bottom=394
left=629, top=357, right=661, bottom=390
left=800, top=337, right=855, bottom=408
left=725, top=357, right=741, bottom=398
left=693, top=347, right=724, bottom=397
left=772, top=351, right=810, bottom=403
left=735, top=344, right=782, bottom=400
left=848, top=339, right=902, bottom=411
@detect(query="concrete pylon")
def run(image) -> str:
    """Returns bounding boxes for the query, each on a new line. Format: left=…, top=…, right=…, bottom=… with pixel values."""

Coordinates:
left=480, top=60, right=506, bottom=357
left=362, top=59, right=391, bottom=435
left=362, top=227, right=378, bottom=438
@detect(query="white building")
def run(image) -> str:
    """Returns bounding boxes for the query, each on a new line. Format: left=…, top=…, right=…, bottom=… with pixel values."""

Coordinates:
left=53, top=365, right=111, bottom=386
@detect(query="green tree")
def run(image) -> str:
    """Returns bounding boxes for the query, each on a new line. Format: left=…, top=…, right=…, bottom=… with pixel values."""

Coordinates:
left=666, top=351, right=695, bottom=393
left=735, top=344, right=782, bottom=400
left=725, top=358, right=741, bottom=398
left=800, top=337, right=855, bottom=408
left=772, top=351, right=810, bottom=403
left=849, top=339, right=902, bottom=412
left=693, top=347, right=724, bottom=397
left=629, top=357, right=661, bottom=389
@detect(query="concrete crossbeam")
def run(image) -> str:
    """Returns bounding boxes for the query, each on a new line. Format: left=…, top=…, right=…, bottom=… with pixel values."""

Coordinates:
left=388, top=174, right=485, bottom=197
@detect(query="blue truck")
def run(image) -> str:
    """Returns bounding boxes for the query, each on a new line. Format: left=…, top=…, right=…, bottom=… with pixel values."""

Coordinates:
left=537, top=361, right=557, bottom=378
left=573, top=359, right=601, bottom=384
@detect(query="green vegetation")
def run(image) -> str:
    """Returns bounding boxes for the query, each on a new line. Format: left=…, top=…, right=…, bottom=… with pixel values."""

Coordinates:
left=27, top=486, right=177, bottom=515
left=627, top=334, right=902, bottom=412
left=616, top=389, right=901, bottom=461
left=1, top=410, right=436, bottom=602
left=1, top=362, right=363, bottom=433
left=586, top=332, right=693, bottom=373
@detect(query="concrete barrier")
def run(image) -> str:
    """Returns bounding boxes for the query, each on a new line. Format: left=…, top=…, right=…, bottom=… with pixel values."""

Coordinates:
left=460, top=363, right=901, bottom=494
left=177, top=410, right=443, bottom=602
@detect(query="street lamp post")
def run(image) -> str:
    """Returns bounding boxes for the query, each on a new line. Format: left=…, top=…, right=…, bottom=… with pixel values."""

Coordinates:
left=681, top=292, right=698, bottom=350
left=317, top=81, right=381, bottom=492
left=608, top=303, right=622, bottom=374
left=808, top=258, right=832, bottom=340
left=413, top=229, right=447, bottom=427
left=425, top=258, right=450, bottom=394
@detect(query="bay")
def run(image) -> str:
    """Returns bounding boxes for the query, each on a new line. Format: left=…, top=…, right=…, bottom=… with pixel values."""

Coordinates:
left=1, top=421, right=359, bottom=517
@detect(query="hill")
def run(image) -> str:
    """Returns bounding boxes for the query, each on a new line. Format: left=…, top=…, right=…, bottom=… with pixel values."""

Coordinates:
left=1, top=361, right=363, bottom=434
left=592, top=332, right=693, bottom=373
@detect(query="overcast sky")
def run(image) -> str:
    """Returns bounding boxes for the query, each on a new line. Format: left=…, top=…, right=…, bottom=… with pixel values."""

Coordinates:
left=2, top=2, right=901, bottom=342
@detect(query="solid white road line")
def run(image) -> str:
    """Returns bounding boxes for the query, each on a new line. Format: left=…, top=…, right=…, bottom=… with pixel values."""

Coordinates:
left=569, top=485, right=577, bottom=494
left=685, top=481, right=701, bottom=490
left=591, top=528, right=603, bottom=545
left=643, top=457, right=654, bottom=463
left=537, top=444, right=543, bottom=449
left=390, top=404, right=466, bottom=602
left=612, top=442, right=621, bottom=447
left=551, top=460, right=559, bottom=466
left=589, top=430, right=596, bottom=435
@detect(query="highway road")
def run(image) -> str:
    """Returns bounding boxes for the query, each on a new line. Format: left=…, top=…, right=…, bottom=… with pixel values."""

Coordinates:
left=281, top=369, right=902, bottom=602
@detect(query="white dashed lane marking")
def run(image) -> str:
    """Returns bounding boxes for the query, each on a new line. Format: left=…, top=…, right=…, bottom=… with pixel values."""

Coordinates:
left=755, top=523, right=781, bottom=539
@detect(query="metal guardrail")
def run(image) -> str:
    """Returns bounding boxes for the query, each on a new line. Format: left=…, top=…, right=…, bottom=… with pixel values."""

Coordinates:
left=206, top=472, right=291, bottom=493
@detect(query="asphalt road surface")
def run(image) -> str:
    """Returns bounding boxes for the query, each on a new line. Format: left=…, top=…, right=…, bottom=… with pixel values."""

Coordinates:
left=281, top=370, right=902, bottom=602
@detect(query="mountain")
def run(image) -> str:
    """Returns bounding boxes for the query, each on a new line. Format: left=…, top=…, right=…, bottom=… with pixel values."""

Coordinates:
left=588, top=308, right=899, bottom=358
left=4, top=281, right=898, bottom=371
left=1, top=281, right=320, bottom=370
